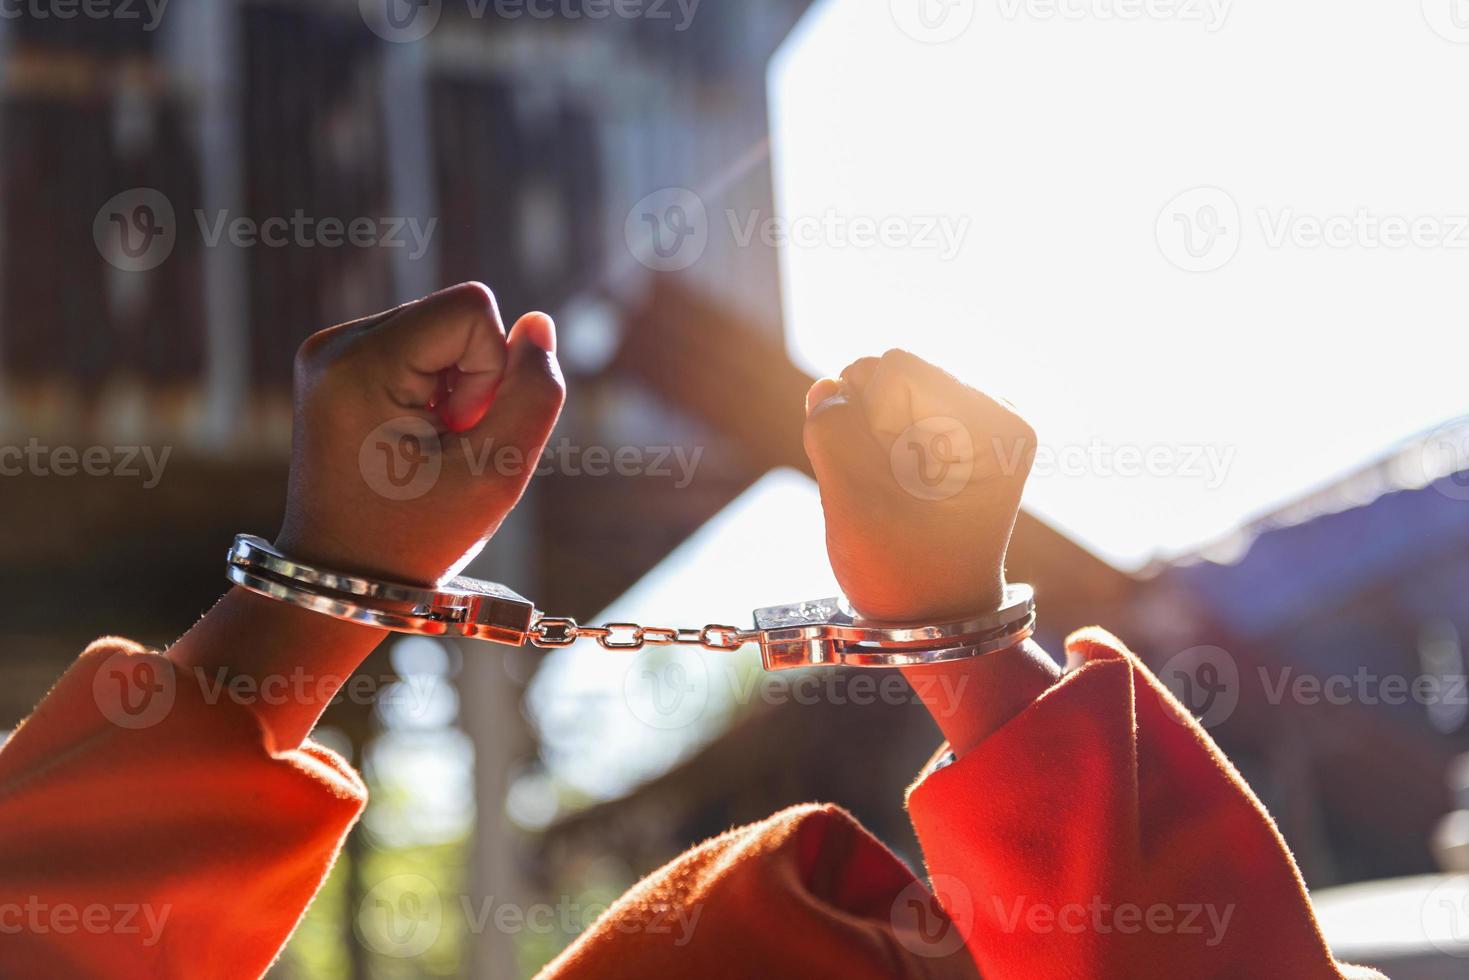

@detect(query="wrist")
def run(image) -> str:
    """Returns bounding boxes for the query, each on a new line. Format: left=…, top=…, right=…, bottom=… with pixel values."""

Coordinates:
left=902, top=640, right=1061, bottom=757
left=170, top=586, right=388, bottom=749
left=846, top=570, right=1005, bottom=626
left=274, top=520, right=445, bottom=589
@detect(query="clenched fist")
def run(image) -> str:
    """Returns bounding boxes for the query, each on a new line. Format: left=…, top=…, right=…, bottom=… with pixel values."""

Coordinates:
left=803, top=349, right=1036, bottom=625
left=276, top=282, right=565, bottom=586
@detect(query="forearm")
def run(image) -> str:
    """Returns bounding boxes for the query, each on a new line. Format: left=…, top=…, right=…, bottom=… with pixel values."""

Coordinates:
left=167, top=586, right=387, bottom=750
left=901, top=639, right=1061, bottom=757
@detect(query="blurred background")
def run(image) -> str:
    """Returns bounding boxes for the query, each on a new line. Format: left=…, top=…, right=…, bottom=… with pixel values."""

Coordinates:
left=2, top=0, right=1469, bottom=976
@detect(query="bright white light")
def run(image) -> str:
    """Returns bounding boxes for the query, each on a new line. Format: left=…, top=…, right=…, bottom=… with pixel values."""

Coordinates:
left=771, top=0, right=1469, bottom=569
left=363, top=729, right=476, bottom=847
left=528, top=469, right=836, bottom=802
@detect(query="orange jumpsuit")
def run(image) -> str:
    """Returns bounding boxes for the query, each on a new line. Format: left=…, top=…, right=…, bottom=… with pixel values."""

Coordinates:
left=0, top=629, right=1385, bottom=979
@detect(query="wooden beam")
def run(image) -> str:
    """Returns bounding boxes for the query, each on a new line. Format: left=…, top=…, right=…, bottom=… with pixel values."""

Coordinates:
left=614, top=276, right=1139, bottom=632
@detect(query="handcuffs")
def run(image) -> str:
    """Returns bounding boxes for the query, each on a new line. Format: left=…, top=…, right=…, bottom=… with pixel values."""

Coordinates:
left=226, top=534, right=1035, bottom=672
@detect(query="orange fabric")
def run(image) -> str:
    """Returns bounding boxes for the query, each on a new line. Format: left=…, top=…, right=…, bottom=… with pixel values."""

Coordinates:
left=0, top=640, right=365, bottom=979
left=0, top=631, right=1386, bottom=979
left=903, top=629, right=1384, bottom=980
left=539, top=802, right=980, bottom=979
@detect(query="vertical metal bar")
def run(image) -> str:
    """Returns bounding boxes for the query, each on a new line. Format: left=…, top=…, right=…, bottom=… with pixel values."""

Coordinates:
left=0, top=11, right=12, bottom=433
left=460, top=500, right=537, bottom=980
left=379, top=38, right=440, bottom=304
left=163, top=0, right=249, bottom=448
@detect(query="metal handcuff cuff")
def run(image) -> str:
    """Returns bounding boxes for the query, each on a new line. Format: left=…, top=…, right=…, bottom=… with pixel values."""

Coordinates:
left=225, top=534, right=1036, bottom=672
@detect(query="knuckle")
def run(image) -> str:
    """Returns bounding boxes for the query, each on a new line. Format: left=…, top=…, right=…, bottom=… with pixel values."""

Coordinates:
left=1004, top=413, right=1037, bottom=452
left=864, top=369, right=906, bottom=405
left=532, top=377, right=566, bottom=417
left=293, top=322, right=385, bottom=404
left=840, top=355, right=880, bottom=381
left=879, top=347, right=932, bottom=377
left=988, top=418, right=1038, bottom=479
left=879, top=347, right=915, bottom=371
left=519, top=351, right=566, bottom=411
left=292, top=330, right=335, bottom=383
left=445, top=281, right=499, bottom=319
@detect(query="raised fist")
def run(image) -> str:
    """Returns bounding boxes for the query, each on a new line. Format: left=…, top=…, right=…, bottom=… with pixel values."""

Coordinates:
left=803, top=349, right=1035, bottom=624
left=276, top=282, right=565, bottom=586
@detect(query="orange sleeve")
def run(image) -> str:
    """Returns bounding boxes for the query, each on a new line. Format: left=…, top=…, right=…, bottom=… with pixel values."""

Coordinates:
left=541, top=631, right=1397, bottom=979
left=539, top=802, right=982, bottom=980
left=0, top=630, right=1390, bottom=979
left=905, top=627, right=1386, bottom=980
left=0, top=638, right=366, bottom=980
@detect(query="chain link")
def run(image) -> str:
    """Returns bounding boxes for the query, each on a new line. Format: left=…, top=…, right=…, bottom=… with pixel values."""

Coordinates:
left=528, top=616, right=752, bottom=651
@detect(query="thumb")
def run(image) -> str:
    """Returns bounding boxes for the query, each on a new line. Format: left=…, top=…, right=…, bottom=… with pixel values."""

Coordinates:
left=464, top=312, right=565, bottom=477
left=802, top=380, right=891, bottom=501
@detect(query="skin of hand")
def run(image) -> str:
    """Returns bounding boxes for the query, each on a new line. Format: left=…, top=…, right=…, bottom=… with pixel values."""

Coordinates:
left=276, top=281, right=566, bottom=586
left=803, top=349, right=1062, bottom=756
left=170, top=283, right=565, bottom=748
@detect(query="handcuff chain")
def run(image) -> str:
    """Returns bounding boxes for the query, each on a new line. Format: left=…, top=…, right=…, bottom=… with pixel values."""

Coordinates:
left=224, top=535, right=1036, bottom=669
left=528, top=617, right=753, bottom=652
